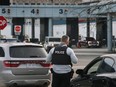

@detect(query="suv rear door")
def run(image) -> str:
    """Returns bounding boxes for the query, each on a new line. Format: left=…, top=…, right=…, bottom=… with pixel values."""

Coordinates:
left=5, top=45, right=51, bottom=75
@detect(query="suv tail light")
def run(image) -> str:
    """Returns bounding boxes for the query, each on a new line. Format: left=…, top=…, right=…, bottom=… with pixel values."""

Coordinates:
left=4, top=60, right=20, bottom=67
left=3, top=60, right=51, bottom=67
left=39, top=62, right=51, bottom=67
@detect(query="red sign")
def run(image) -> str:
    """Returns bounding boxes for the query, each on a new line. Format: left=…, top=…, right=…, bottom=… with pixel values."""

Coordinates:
left=0, top=16, right=7, bottom=30
left=14, top=25, right=21, bottom=32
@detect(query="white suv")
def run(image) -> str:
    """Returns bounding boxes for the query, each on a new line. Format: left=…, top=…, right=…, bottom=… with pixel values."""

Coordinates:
left=0, top=42, right=51, bottom=87
left=44, top=36, right=61, bottom=52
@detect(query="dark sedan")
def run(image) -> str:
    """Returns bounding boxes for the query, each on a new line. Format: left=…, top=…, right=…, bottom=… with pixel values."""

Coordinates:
left=78, top=37, right=100, bottom=48
left=70, top=54, right=116, bottom=87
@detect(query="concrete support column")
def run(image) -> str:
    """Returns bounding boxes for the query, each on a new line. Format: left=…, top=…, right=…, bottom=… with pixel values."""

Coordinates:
left=87, top=18, right=90, bottom=37
left=66, top=18, right=79, bottom=47
left=96, top=18, right=107, bottom=47
left=40, top=18, right=48, bottom=42
left=32, top=18, right=35, bottom=39
left=48, top=18, right=53, bottom=36
left=107, top=13, right=112, bottom=52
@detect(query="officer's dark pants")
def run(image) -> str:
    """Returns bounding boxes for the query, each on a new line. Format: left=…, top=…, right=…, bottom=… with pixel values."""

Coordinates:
left=52, top=71, right=71, bottom=87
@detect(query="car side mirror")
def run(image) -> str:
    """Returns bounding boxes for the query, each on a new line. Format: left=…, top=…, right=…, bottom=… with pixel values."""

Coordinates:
left=76, top=69, right=84, bottom=75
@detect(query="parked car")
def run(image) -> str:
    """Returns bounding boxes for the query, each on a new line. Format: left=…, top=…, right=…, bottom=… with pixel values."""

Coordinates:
left=43, top=36, right=61, bottom=52
left=0, top=38, right=20, bottom=43
left=78, top=37, right=100, bottom=48
left=70, top=54, right=116, bottom=87
left=0, top=41, right=51, bottom=87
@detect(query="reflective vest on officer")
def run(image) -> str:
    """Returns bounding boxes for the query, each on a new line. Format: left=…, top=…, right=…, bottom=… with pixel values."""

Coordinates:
left=51, top=46, right=71, bottom=65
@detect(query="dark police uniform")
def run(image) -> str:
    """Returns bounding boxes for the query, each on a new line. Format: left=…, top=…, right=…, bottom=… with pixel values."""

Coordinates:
left=52, top=46, right=71, bottom=65
left=46, top=44, right=78, bottom=87
left=52, top=46, right=72, bottom=87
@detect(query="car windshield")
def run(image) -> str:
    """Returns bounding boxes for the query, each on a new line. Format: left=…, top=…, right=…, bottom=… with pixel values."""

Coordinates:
left=10, top=46, right=47, bottom=58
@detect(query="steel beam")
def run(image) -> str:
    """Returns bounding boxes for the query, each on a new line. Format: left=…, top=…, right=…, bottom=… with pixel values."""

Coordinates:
left=90, top=3, right=116, bottom=15
left=0, top=5, right=105, bottom=18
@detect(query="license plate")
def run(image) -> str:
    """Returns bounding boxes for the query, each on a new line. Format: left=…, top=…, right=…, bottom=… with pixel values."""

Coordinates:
left=26, top=63, right=38, bottom=68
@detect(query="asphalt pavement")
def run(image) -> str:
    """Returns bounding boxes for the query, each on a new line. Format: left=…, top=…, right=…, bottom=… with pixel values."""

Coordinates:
left=73, top=47, right=109, bottom=55
left=49, top=47, right=114, bottom=87
left=72, top=47, right=116, bottom=78
left=72, top=47, right=111, bottom=68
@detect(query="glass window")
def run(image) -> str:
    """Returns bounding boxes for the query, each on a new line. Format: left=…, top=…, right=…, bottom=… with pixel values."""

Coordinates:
left=49, top=38, right=61, bottom=42
left=10, top=46, right=47, bottom=58
left=0, top=47, right=4, bottom=57
left=97, top=57, right=115, bottom=73
left=87, top=60, right=102, bottom=75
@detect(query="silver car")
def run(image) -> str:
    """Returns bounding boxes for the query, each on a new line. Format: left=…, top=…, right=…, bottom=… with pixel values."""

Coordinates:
left=0, top=42, right=51, bottom=87
left=70, top=54, right=116, bottom=87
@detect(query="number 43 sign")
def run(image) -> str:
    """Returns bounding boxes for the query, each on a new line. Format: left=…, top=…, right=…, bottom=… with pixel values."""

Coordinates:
left=0, top=16, right=7, bottom=30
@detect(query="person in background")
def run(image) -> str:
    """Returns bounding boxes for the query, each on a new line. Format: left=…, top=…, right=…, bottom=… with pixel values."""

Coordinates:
left=46, top=35, right=78, bottom=87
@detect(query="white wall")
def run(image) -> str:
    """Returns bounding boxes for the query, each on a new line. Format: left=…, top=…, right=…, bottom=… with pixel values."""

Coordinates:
left=2, top=19, right=116, bottom=40
left=53, top=24, right=66, bottom=37
left=79, top=22, right=96, bottom=39
left=1, top=24, right=12, bottom=38
left=24, top=18, right=40, bottom=39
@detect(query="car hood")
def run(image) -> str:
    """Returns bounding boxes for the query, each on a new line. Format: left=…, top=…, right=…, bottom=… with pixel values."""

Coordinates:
left=97, top=72, right=116, bottom=79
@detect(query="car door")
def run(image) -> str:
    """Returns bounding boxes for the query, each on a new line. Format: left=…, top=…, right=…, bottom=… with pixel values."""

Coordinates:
left=73, top=56, right=116, bottom=87
left=74, top=57, right=103, bottom=87
left=92, top=57, right=115, bottom=87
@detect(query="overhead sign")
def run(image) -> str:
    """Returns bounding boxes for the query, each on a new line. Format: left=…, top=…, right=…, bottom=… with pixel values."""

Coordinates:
left=14, top=25, right=21, bottom=35
left=0, top=16, right=7, bottom=30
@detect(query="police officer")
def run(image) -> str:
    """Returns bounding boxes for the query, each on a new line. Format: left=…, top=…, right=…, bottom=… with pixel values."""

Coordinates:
left=46, top=35, right=78, bottom=87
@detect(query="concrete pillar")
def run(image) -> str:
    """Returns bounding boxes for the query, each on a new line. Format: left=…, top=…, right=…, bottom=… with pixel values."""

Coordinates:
left=96, top=18, right=107, bottom=47
left=87, top=18, right=90, bottom=37
left=40, top=18, right=48, bottom=42
left=32, top=18, right=35, bottom=39
left=48, top=18, right=53, bottom=36
left=107, top=13, right=112, bottom=52
left=66, top=18, right=79, bottom=47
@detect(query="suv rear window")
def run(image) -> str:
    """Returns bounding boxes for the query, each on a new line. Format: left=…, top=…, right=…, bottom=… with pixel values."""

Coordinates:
left=0, top=47, right=5, bottom=57
left=10, top=46, right=47, bottom=58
